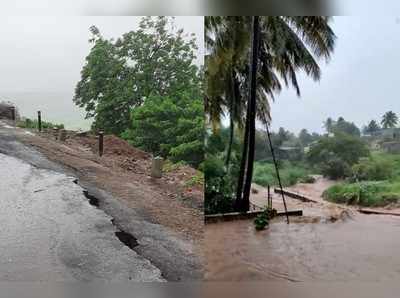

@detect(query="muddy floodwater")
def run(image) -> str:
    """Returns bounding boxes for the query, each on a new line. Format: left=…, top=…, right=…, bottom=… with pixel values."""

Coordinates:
left=205, top=214, right=400, bottom=281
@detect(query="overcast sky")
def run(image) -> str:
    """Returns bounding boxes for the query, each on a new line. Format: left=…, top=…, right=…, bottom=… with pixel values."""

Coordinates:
left=269, top=16, right=400, bottom=134
left=0, top=16, right=203, bottom=93
left=1, top=16, right=400, bottom=134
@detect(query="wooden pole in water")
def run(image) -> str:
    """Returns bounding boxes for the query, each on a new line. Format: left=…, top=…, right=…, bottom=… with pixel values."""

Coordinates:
left=37, top=111, right=42, bottom=132
left=98, top=131, right=104, bottom=157
left=267, top=184, right=271, bottom=209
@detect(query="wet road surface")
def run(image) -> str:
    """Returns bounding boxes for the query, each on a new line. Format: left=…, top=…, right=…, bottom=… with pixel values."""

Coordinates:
left=0, top=152, right=163, bottom=281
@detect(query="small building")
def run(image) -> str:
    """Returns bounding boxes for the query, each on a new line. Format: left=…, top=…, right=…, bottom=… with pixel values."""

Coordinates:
left=381, top=141, right=400, bottom=154
left=377, top=128, right=400, bottom=140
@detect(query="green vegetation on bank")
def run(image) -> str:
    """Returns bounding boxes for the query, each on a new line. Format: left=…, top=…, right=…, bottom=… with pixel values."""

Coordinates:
left=323, top=152, right=400, bottom=207
left=17, top=118, right=64, bottom=130
left=323, top=180, right=400, bottom=207
left=253, top=161, right=312, bottom=187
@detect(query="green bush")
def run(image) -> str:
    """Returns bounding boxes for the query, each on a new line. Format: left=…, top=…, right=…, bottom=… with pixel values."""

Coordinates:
left=122, top=93, right=204, bottom=168
left=320, top=154, right=351, bottom=179
left=299, top=175, right=316, bottom=183
left=323, top=181, right=400, bottom=207
left=254, top=212, right=269, bottom=230
left=17, top=118, right=64, bottom=130
left=204, top=155, right=236, bottom=214
left=351, top=157, right=393, bottom=181
left=253, top=161, right=311, bottom=187
left=307, top=133, right=369, bottom=179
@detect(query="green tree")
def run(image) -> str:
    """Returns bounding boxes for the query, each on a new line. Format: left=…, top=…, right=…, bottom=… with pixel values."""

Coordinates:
left=333, top=117, right=360, bottom=137
left=122, top=92, right=204, bottom=168
left=206, top=16, right=336, bottom=211
left=363, top=120, right=380, bottom=135
left=307, top=133, right=370, bottom=179
left=381, top=111, right=398, bottom=129
left=324, top=117, right=334, bottom=133
left=74, top=17, right=200, bottom=135
left=298, top=129, right=314, bottom=146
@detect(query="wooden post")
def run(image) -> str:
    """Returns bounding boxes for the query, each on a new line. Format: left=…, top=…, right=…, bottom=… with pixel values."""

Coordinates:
left=98, top=131, right=104, bottom=157
left=267, top=185, right=271, bottom=209
left=37, top=111, right=42, bottom=132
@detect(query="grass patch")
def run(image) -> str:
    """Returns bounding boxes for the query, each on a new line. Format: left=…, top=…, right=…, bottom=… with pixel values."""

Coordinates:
left=323, top=152, right=400, bottom=207
left=162, top=160, right=187, bottom=172
left=17, top=118, right=64, bottom=130
left=185, top=171, right=204, bottom=187
left=323, top=181, right=400, bottom=207
left=253, top=161, right=312, bottom=187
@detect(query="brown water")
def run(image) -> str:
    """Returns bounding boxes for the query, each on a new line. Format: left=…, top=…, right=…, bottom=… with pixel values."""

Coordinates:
left=205, top=214, right=400, bottom=281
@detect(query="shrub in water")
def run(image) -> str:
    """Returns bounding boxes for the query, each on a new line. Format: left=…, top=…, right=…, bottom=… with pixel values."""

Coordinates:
left=254, top=212, right=269, bottom=230
left=351, top=158, right=393, bottom=181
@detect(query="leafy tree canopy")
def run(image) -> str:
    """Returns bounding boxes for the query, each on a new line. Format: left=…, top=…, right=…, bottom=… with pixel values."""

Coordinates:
left=323, top=117, right=361, bottom=137
left=307, top=133, right=370, bottom=179
left=381, top=111, right=398, bottom=129
left=121, top=92, right=204, bottom=168
left=74, top=17, right=201, bottom=135
left=363, top=120, right=381, bottom=135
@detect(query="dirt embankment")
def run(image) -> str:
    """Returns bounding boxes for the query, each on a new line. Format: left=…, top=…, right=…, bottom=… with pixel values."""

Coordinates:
left=19, top=130, right=204, bottom=243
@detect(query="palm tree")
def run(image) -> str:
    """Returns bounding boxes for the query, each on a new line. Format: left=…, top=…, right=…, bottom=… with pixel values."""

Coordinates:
left=206, top=16, right=336, bottom=212
left=363, top=120, right=380, bottom=135
left=381, top=111, right=398, bottom=129
left=324, top=117, right=334, bottom=133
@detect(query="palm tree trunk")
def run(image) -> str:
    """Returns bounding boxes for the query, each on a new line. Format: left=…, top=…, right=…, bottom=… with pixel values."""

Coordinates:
left=235, top=16, right=260, bottom=212
left=235, top=101, right=250, bottom=210
left=225, top=70, right=236, bottom=171
left=242, top=16, right=261, bottom=212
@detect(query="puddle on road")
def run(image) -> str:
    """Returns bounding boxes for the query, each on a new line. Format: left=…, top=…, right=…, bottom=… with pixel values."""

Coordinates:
left=205, top=214, right=400, bottom=281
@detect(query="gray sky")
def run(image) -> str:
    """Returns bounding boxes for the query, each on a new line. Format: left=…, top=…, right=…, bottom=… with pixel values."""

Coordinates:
left=0, top=16, right=203, bottom=93
left=270, top=16, right=400, bottom=134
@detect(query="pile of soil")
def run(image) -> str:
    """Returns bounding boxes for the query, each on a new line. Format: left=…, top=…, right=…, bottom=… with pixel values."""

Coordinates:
left=102, top=135, right=150, bottom=160
left=20, top=130, right=204, bottom=242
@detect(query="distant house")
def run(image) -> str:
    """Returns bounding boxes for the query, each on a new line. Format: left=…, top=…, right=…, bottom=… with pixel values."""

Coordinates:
left=381, top=141, right=400, bottom=154
left=376, top=128, right=400, bottom=140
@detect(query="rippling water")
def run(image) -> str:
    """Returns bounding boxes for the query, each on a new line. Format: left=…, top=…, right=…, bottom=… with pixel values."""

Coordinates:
left=205, top=215, right=400, bottom=281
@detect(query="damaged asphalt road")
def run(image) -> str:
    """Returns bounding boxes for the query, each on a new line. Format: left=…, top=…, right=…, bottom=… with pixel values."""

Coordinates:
left=0, top=121, right=203, bottom=281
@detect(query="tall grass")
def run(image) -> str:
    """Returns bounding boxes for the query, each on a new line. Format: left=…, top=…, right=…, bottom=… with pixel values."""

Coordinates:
left=252, top=161, right=312, bottom=187
left=323, top=151, right=400, bottom=207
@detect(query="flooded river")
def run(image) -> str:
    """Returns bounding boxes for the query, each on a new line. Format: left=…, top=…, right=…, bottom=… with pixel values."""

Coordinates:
left=205, top=214, right=400, bottom=281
